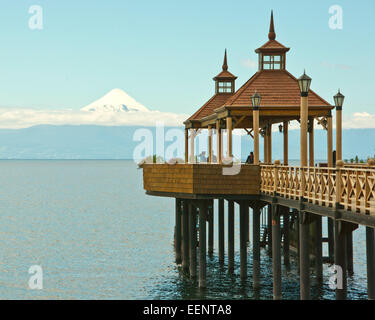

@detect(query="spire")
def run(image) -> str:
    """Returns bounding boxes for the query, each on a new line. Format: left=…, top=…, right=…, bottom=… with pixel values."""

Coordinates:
left=222, top=49, right=228, bottom=71
left=268, top=10, right=276, bottom=40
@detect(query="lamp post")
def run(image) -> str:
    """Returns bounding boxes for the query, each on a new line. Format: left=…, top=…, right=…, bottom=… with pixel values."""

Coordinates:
left=252, top=91, right=261, bottom=165
left=334, top=90, right=345, bottom=162
left=297, top=70, right=312, bottom=300
left=298, top=71, right=312, bottom=167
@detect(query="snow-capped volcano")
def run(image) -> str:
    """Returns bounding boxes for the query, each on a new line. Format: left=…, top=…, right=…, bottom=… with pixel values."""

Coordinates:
left=81, top=88, right=149, bottom=112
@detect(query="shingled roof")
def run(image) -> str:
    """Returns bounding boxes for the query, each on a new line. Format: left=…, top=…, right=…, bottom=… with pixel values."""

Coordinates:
left=225, top=70, right=331, bottom=107
left=188, top=93, right=233, bottom=121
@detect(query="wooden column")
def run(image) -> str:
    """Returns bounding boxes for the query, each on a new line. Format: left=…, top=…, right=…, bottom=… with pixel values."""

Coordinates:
left=208, top=125, right=212, bottom=163
left=283, top=121, right=288, bottom=166
left=185, top=128, right=189, bottom=163
left=216, top=120, right=222, bottom=163
left=347, top=231, right=354, bottom=275
left=189, top=203, right=197, bottom=278
left=175, top=198, right=182, bottom=264
left=208, top=200, right=214, bottom=255
left=327, top=115, right=333, bottom=167
left=182, top=200, right=189, bottom=270
left=268, top=124, right=272, bottom=164
left=300, top=96, right=308, bottom=167
left=218, top=199, right=225, bottom=263
left=264, top=127, right=268, bottom=164
left=253, top=108, right=260, bottom=164
left=272, top=204, right=282, bottom=300
left=226, top=117, right=233, bottom=158
left=253, top=204, right=261, bottom=289
left=240, top=202, right=248, bottom=279
left=336, top=106, right=343, bottom=161
left=199, top=201, right=207, bottom=288
left=190, top=129, right=195, bottom=163
left=228, top=200, right=235, bottom=272
left=366, top=227, right=375, bottom=300
left=309, top=117, right=314, bottom=167
left=299, top=211, right=310, bottom=300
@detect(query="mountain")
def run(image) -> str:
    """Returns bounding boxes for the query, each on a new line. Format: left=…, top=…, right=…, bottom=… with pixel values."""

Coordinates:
left=81, top=88, right=149, bottom=113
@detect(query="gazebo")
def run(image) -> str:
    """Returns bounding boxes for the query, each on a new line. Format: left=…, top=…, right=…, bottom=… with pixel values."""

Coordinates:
left=140, top=11, right=375, bottom=301
left=183, top=11, right=339, bottom=168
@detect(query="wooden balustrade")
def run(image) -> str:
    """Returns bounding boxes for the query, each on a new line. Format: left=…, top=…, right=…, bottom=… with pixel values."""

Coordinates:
left=261, top=164, right=375, bottom=215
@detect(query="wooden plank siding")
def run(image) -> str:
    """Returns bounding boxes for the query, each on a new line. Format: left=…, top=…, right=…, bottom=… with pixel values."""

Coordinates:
left=142, top=164, right=260, bottom=195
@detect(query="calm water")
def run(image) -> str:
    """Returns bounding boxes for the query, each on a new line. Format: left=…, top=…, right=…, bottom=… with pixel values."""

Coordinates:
left=0, top=160, right=369, bottom=300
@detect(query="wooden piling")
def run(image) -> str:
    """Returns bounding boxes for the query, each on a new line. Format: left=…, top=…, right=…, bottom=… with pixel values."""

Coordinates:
left=208, top=200, right=214, bottom=255
left=366, top=227, right=375, bottom=300
left=299, top=211, right=310, bottom=300
left=199, top=201, right=207, bottom=288
left=314, top=215, right=323, bottom=283
left=272, top=204, right=282, bottom=300
left=328, top=217, right=334, bottom=263
left=253, top=204, right=261, bottom=289
left=228, top=200, right=235, bottom=272
left=240, top=202, right=248, bottom=279
left=283, top=207, right=290, bottom=267
left=346, top=231, right=354, bottom=275
left=334, top=220, right=347, bottom=300
left=175, top=199, right=182, bottom=264
left=267, top=204, right=272, bottom=255
left=182, top=200, right=190, bottom=270
left=189, top=203, right=197, bottom=278
left=219, top=199, right=225, bottom=263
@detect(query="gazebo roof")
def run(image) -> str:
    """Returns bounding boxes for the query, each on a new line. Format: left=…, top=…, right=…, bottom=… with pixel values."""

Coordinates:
left=188, top=93, right=233, bottom=121
left=185, top=11, right=333, bottom=126
left=226, top=70, right=331, bottom=107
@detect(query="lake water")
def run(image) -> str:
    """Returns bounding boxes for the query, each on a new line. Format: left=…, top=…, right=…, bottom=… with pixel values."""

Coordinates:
left=0, top=160, right=369, bottom=300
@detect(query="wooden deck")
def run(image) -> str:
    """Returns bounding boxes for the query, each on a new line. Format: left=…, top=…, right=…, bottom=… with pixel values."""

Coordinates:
left=142, top=163, right=260, bottom=196
left=142, top=162, right=375, bottom=215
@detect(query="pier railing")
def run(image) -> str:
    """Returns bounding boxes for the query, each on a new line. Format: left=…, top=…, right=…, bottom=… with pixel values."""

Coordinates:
left=260, top=164, right=375, bottom=215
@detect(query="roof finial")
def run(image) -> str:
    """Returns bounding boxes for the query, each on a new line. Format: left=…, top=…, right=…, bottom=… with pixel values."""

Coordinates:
left=222, top=49, right=228, bottom=71
left=268, top=10, right=276, bottom=41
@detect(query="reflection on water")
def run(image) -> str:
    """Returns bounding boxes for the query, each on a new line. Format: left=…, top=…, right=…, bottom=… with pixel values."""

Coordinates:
left=0, top=160, right=369, bottom=300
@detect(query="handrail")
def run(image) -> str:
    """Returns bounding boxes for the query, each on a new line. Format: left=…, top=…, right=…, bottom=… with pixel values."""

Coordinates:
left=260, top=163, right=375, bottom=214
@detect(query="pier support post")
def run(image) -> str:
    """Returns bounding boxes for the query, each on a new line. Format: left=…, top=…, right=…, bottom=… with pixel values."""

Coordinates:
left=299, top=211, right=311, bottom=300
left=199, top=201, right=208, bottom=288
left=208, top=200, right=214, bottom=255
left=175, top=198, right=182, bottom=264
left=366, top=227, right=375, bottom=300
left=283, top=207, right=290, bottom=267
left=253, top=204, right=261, bottom=289
left=328, top=217, right=334, bottom=263
left=228, top=200, right=235, bottom=272
left=314, top=215, right=323, bottom=284
left=267, top=204, right=272, bottom=255
left=182, top=200, right=189, bottom=270
left=272, top=204, right=282, bottom=300
left=240, top=202, right=248, bottom=279
left=346, top=231, right=354, bottom=275
left=219, top=199, right=225, bottom=263
left=334, top=220, right=347, bottom=300
left=189, top=203, right=197, bottom=279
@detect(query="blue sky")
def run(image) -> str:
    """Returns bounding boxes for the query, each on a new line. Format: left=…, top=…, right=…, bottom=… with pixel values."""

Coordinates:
left=0, top=0, right=374, bottom=119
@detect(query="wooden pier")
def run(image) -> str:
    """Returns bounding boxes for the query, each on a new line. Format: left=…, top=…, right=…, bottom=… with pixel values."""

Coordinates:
left=140, top=12, right=375, bottom=300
